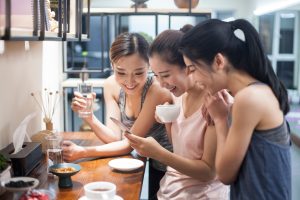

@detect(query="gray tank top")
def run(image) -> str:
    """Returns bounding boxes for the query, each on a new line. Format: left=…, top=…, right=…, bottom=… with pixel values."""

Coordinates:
left=118, top=76, right=173, bottom=171
left=230, top=82, right=291, bottom=199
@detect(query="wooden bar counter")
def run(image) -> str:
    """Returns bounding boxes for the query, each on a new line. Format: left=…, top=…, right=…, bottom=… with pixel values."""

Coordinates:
left=2, top=132, right=145, bottom=200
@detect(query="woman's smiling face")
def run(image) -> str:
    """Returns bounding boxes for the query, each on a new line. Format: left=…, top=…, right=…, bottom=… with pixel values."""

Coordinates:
left=113, top=53, right=149, bottom=95
left=150, top=54, right=188, bottom=97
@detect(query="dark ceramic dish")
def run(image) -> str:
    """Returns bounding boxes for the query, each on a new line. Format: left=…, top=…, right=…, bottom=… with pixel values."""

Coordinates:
left=49, top=163, right=81, bottom=188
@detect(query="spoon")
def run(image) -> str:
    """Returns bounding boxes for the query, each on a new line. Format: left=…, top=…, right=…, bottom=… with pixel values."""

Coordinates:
left=110, top=117, right=132, bottom=134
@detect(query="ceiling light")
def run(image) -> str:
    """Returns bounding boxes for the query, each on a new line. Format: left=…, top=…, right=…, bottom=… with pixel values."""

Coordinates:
left=253, top=0, right=300, bottom=16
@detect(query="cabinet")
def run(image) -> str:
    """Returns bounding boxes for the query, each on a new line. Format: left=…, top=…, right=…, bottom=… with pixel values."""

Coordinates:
left=0, top=0, right=90, bottom=41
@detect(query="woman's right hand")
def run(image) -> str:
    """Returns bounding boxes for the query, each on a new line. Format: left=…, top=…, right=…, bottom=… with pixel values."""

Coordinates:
left=124, top=133, right=163, bottom=160
left=71, top=91, right=96, bottom=113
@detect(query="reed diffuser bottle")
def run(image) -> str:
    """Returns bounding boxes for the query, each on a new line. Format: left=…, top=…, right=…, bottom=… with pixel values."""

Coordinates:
left=30, top=88, right=60, bottom=153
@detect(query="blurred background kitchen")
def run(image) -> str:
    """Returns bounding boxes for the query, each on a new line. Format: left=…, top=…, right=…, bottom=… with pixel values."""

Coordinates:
left=0, top=0, right=300, bottom=199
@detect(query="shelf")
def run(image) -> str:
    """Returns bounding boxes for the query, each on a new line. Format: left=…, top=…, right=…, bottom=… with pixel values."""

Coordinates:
left=0, top=0, right=90, bottom=41
left=86, top=7, right=211, bottom=15
left=65, top=7, right=211, bottom=76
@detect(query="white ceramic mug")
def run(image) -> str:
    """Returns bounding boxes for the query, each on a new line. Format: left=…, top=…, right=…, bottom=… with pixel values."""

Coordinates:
left=155, top=104, right=180, bottom=123
left=84, top=181, right=116, bottom=200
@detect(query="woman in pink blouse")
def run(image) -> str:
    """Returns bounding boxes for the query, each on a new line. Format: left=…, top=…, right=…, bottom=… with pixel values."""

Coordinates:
left=125, top=27, right=228, bottom=199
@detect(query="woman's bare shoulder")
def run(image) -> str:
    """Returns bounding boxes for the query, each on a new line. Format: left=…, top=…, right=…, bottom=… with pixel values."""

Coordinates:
left=147, top=79, right=173, bottom=104
left=103, top=75, right=116, bottom=87
left=103, top=75, right=120, bottom=99
left=234, top=85, right=279, bottom=118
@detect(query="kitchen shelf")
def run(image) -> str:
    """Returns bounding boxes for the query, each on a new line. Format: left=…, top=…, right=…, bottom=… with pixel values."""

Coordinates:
left=87, top=7, right=211, bottom=15
left=0, top=0, right=90, bottom=41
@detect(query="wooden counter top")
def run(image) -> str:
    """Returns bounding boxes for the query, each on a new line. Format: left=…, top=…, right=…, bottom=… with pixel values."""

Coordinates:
left=2, top=132, right=145, bottom=200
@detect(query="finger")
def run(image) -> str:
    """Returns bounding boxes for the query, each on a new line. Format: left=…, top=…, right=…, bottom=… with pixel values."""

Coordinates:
left=154, top=112, right=163, bottom=124
left=62, top=140, right=73, bottom=146
left=163, top=102, right=170, bottom=105
left=220, top=89, right=230, bottom=102
left=72, top=97, right=87, bottom=109
left=92, top=92, right=97, bottom=99
left=74, top=91, right=83, bottom=97
left=216, top=91, right=227, bottom=104
left=124, top=133, right=141, bottom=144
left=129, top=142, right=139, bottom=150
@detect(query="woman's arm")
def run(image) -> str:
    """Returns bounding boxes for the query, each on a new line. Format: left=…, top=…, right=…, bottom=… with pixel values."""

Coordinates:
left=125, top=125, right=217, bottom=181
left=128, top=81, right=173, bottom=137
left=63, top=79, right=173, bottom=162
left=62, top=139, right=133, bottom=162
left=207, top=89, right=266, bottom=184
left=83, top=76, right=123, bottom=143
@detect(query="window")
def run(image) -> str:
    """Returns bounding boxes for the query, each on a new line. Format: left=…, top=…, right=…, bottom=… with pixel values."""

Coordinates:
left=259, top=11, right=299, bottom=89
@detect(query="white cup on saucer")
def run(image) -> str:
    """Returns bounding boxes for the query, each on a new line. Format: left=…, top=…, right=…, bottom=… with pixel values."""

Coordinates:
left=155, top=104, right=180, bottom=123
left=84, top=181, right=116, bottom=200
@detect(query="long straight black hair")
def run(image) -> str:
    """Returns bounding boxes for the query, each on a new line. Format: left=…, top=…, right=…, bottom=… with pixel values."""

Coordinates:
left=180, top=19, right=289, bottom=115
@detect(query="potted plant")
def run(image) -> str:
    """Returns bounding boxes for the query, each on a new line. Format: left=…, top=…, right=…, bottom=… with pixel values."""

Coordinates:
left=0, top=153, right=11, bottom=195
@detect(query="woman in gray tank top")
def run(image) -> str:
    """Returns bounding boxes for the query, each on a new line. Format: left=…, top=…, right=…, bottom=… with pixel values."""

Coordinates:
left=180, top=19, right=291, bottom=199
left=63, top=33, right=173, bottom=199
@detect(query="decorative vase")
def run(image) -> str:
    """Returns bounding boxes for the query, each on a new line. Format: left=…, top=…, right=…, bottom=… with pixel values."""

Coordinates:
left=131, top=0, right=149, bottom=8
left=174, top=0, right=199, bottom=8
left=31, top=121, right=55, bottom=153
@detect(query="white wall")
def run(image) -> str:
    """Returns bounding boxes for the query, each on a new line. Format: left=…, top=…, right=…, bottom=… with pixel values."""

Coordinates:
left=0, top=41, right=63, bottom=149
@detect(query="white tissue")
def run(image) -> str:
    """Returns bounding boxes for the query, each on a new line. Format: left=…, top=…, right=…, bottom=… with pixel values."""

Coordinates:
left=12, top=112, right=37, bottom=154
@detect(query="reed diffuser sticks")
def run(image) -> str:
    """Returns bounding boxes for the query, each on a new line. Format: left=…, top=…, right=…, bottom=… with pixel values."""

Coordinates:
left=31, top=88, right=60, bottom=130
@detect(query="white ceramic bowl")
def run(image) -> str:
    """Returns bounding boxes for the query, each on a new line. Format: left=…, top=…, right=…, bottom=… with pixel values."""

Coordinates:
left=84, top=181, right=116, bottom=200
left=156, top=104, right=180, bottom=123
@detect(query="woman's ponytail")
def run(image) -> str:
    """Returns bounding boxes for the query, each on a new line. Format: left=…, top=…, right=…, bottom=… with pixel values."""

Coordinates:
left=230, top=19, right=289, bottom=114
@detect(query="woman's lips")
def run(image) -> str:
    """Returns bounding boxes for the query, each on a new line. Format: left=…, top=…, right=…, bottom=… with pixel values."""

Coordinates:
left=169, top=86, right=176, bottom=93
left=125, top=84, right=137, bottom=90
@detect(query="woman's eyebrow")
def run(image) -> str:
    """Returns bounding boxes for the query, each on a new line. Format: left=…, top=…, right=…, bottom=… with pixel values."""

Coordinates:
left=158, top=70, right=170, bottom=75
left=186, top=64, right=195, bottom=68
left=115, top=66, right=146, bottom=71
left=134, top=67, right=147, bottom=71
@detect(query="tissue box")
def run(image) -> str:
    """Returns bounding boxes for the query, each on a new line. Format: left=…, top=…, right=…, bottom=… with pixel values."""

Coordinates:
left=0, top=142, right=42, bottom=176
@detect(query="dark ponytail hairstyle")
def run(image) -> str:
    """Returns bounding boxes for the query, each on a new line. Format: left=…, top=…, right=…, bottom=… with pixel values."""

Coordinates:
left=149, top=24, right=193, bottom=69
left=180, top=19, right=289, bottom=115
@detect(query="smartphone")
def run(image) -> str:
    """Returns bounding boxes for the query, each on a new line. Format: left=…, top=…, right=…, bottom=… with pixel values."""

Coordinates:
left=110, top=117, right=132, bottom=134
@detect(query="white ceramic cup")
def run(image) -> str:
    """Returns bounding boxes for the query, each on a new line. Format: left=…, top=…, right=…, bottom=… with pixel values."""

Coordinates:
left=155, top=104, right=180, bottom=123
left=84, top=181, right=116, bottom=200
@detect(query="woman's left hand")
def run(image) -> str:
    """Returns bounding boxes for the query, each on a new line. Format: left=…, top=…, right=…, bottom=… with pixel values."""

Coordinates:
left=124, top=133, right=162, bottom=159
left=205, top=90, right=231, bottom=123
left=62, top=140, right=86, bottom=162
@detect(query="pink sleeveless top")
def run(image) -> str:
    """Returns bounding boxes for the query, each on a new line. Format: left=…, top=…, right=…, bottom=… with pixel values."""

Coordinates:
left=157, top=96, right=229, bottom=200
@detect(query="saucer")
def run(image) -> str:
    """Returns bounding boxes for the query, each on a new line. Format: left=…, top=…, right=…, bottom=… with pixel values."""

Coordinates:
left=1, top=177, right=39, bottom=192
left=108, top=158, right=144, bottom=172
left=78, top=195, right=123, bottom=200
